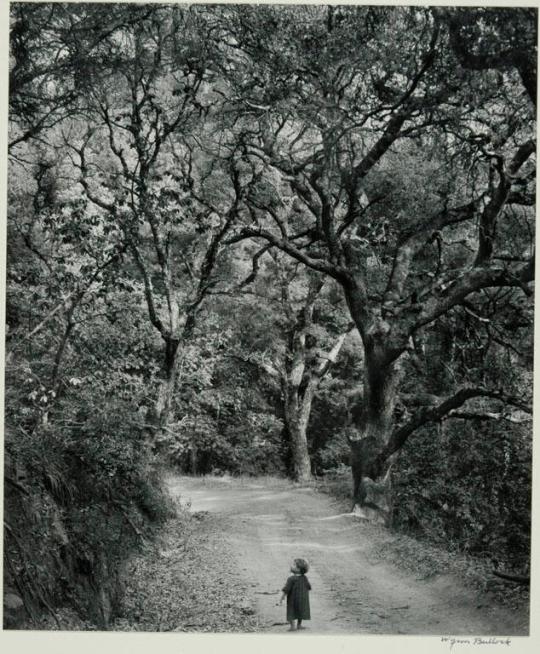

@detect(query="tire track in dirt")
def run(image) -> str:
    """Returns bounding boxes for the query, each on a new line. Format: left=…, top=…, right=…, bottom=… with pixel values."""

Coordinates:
left=170, top=476, right=528, bottom=635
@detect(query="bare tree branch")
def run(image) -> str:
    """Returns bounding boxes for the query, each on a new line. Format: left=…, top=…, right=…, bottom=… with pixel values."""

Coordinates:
left=383, top=200, right=481, bottom=310
left=376, top=386, right=532, bottom=470
left=404, top=258, right=534, bottom=341
left=226, top=227, right=349, bottom=281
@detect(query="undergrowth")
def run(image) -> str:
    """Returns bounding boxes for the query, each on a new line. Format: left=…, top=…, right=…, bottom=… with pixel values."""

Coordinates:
left=314, top=468, right=530, bottom=613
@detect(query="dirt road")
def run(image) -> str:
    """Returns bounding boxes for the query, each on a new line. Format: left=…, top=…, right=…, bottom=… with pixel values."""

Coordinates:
left=169, top=476, right=528, bottom=636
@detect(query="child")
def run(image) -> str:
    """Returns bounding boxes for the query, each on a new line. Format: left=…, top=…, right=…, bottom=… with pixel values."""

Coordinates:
left=279, top=558, right=311, bottom=631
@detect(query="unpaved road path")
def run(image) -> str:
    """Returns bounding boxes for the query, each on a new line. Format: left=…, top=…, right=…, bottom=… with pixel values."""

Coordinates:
left=169, top=476, right=528, bottom=636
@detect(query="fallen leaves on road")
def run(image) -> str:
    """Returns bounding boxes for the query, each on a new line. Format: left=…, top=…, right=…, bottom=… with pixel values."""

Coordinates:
left=112, top=508, right=259, bottom=632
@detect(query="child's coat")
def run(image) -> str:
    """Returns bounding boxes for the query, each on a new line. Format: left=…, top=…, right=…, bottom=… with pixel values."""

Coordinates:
left=282, top=574, right=311, bottom=621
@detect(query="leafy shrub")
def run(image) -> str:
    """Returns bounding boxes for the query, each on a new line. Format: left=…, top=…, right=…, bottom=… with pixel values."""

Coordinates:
left=167, top=411, right=285, bottom=476
left=312, top=431, right=350, bottom=474
left=392, top=420, right=532, bottom=570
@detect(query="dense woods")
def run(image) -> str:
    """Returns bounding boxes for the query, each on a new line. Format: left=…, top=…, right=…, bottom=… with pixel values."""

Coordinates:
left=4, top=3, right=535, bottom=628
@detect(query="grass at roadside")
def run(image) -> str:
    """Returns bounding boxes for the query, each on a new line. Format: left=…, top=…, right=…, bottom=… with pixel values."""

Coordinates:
left=165, top=470, right=292, bottom=490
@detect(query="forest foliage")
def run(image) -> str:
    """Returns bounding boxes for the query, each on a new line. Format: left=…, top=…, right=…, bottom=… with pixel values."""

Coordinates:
left=4, top=3, right=535, bottom=627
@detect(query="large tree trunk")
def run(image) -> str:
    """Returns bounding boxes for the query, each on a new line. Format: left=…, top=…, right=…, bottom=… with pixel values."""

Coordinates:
left=147, top=335, right=181, bottom=446
left=283, top=381, right=313, bottom=482
left=281, top=328, right=350, bottom=482
left=288, top=415, right=312, bottom=481
left=349, top=339, right=401, bottom=523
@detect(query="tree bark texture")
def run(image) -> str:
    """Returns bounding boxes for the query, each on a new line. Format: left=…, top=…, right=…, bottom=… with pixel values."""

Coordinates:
left=282, top=375, right=316, bottom=482
left=348, top=333, right=401, bottom=523
left=148, top=335, right=181, bottom=445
